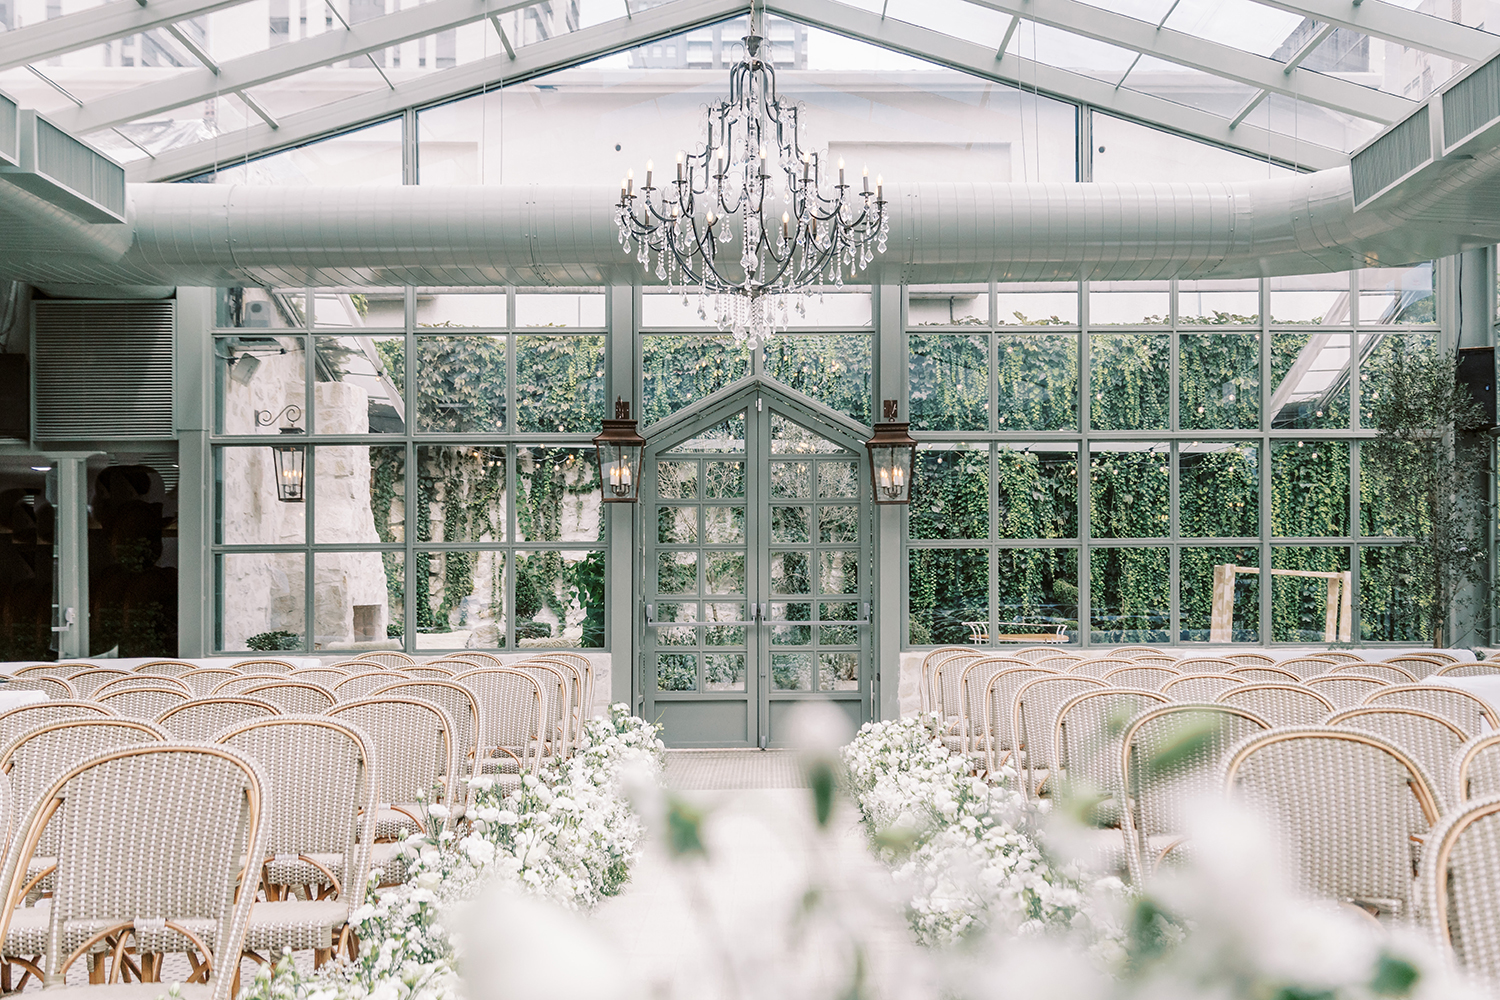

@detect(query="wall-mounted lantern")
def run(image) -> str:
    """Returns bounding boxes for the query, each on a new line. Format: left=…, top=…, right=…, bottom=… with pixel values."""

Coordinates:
left=865, top=399, right=917, bottom=505
left=256, top=404, right=306, bottom=503
left=593, top=398, right=646, bottom=503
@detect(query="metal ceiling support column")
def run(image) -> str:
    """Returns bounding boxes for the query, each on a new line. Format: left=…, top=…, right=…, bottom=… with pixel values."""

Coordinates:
left=174, top=287, right=213, bottom=657
left=46, top=454, right=91, bottom=658
left=873, top=283, right=903, bottom=721
left=605, top=283, right=639, bottom=710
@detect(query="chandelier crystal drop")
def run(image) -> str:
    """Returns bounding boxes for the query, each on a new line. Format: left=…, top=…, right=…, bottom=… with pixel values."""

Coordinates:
left=614, top=1, right=889, bottom=350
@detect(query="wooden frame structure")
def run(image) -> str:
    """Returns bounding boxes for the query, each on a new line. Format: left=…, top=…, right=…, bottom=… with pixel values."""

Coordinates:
left=1211, top=564, right=1352, bottom=643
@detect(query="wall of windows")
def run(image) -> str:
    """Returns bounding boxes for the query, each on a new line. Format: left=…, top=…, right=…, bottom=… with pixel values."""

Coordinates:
left=904, top=265, right=1444, bottom=648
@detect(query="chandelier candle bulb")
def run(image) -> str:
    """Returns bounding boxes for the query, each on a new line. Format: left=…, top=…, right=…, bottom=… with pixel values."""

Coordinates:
left=626, top=169, right=633, bottom=196
left=863, top=166, right=869, bottom=194
left=676, top=152, right=684, bottom=182
left=645, top=161, right=653, bottom=189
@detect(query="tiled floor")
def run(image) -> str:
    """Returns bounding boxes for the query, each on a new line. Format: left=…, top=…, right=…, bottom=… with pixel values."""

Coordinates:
left=663, top=749, right=807, bottom=790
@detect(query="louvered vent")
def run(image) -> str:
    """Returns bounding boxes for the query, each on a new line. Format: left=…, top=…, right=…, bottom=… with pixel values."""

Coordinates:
left=1351, top=105, right=1431, bottom=207
left=0, top=111, right=125, bottom=224
left=0, top=92, right=17, bottom=168
left=1444, top=53, right=1500, bottom=151
left=33, top=301, right=175, bottom=441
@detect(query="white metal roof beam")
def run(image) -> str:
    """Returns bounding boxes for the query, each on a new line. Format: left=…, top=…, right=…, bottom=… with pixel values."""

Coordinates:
left=961, top=0, right=1411, bottom=122
left=49, top=0, right=539, bottom=134
left=1280, top=22, right=1335, bottom=74
left=0, top=0, right=254, bottom=72
left=765, top=0, right=1348, bottom=169
left=126, top=0, right=745, bottom=182
left=1250, top=0, right=1498, bottom=63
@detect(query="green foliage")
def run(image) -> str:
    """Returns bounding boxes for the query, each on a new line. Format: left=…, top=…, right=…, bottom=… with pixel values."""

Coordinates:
left=997, top=548, right=1078, bottom=637
left=997, top=334, right=1077, bottom=430
left=1090, top=547, right=1169, bottom=642
left=1271, top=442, right=1349, bottom=537
left=1178, top=333, right=1260, bottom=429
left=1090, top=449, right=1170, bottom=539
left=1271, top=546, right=1349, bottom=642
left=764, top=334, right=872, bottom=424
left=515, top=335, right=605, bottom=433
left=1179, top=446, right=1257, bottom=538
left=1179, top=547, right=1259, bottom=640
left=1090, top=335, right=1169, bottom=430
left=247, top=629, right=300, bottom=651
left=909, top=332, right=987, bottom=431
left=910, top=446, right=989, bottom=540
left=641, top=335, right=750, bottom=426
left=997, top=447, right=1077, bottom=539
left=907, top=548, right=987, bottom=645
left=413, top=336, right=508, bottom=433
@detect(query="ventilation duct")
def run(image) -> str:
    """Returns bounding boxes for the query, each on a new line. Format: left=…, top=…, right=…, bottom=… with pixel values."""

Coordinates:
left=0, top=111, right=126, bottom=224
left=32, top=300, right=175, bottom=441
left=1444, top=56, right=1500, bottom=153
left=1351, top=106, right=1432, bottom=208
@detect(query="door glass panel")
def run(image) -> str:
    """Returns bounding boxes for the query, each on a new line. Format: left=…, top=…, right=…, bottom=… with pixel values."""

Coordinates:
left=657, top=552, right=698, bottom=594
left=658, top=506, right=698, bottom=544
left=821, top=652, right=860, bottom=691
left=678, top=414, right=746, bottom=451
left=705, top=653, right=747, bottom=691
left=819, top=506, right=859, bottom=543
left=704, top=506, right=746, bottom=543
left=771, top=462, right=811, bottom=498
left=705, top=552, right=746, bottom=594
left=657, top=462, right=699, bottom=499
left=771, top=507, right=811, bottom=543
left=771, top=552, right=811, bottom=594
left=771, top=413, right=846, bottom=453
left=658, top=653, right=698, bottom=691
left=817, top=461, right=860, bottom=499
left=819, top=551, right=860, bottom=594
left=705, top=461, right=745, bottom=498
left=772, top=652, right=813, bottom=690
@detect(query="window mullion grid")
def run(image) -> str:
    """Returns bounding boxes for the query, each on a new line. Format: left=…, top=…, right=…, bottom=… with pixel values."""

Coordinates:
left=405, top=288, right=418, bottom=655
left=1168, top=280, right=1180, bottom=647
left=302, top=293, right=316, bottom=655
left=1259, top=276, right=1272, bottom=646
left=1077, top=282, right=1092, bottom=648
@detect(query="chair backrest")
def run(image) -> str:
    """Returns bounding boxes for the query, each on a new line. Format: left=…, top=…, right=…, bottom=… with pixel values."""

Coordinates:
left=919, top=647, right=974, bottom=713
left=1456, top=734, right=1500, bottom=803
left=1215, top=683, right=1335, bottom=728
left=238, top=680, right=336, bottom=715
left=404, top=665, right=459, bottom=681
left=0, top=743, right=265, bottom=1000
left=509, top=661, right=573, bottom=751
left=1327, top=706, right=1467, bottom=811
left=1112, top=647, right=1170, bottom=659
left=1052, top=687, right=1169, bottom=816
left=1035, top=654, right=1085, bottom=672
left=0, top=701, right=116, bottom=751
left=1330, top=661, right=1418, bottom=685
left=93, top=674, right=194, bottom=699
left=333, top=670, right=409, bottom=702
left=446, top=651, right=504, bottom=670
left=286, top=668, right=352, bottom=689
left=1068, top=658, right=1136, bottom=678
left=976, top=666, right=1059, bottom=769
left=180, top=668, right=242, bottom=696
left=64, top=667, right=131, bottom=695
left=1102, top=665, right=1181, bottom=690
left=326, top=697, right=456, bottom=818
left=930, top=651, right=984, bottom=723
left=1120, top=704, right=1271, bottom=880
left=1365, top=683, right=1499, bottom=736
left=454, top=668, right=547, bottom=774
left=1419, top=792, right=1500, bottom=980
left=3, top=676, right=77, bottom=699
left=1276, top=656, right=1343, bottom=679
left=1221, top=727, right=1439, bottom=917
left=131, top=660, right=198, bottom=677
left=1012, top=674, right=1109, bottom=793
left=1385, top=654, right=1448, bottom=679
left=95, top=686, right=191, bottom=720
left=1172, top=657, right=1239, bottom=675
left=540, top=652, right=594, bottom=718
left=1130, top=655, right=1180, bottom=667
left=371, top=680, right=483, bottom=774
left=1305, top=674, right=1391, bottom=709
left=215, top=716, right=375, bottom=904
left=1418, top=651, right=1461, bottom=664
left=0, top=717, right=169, bottom=855
left=533, top=655, right=590, bottom=741
left=1224, top=664, right=1302, bottom=684
left=211, top=674, right=281, bottom=697
left=322, top=661, right=367, bottom=672
left=14, top=664, right=86, bottom=678
left=1010, top=646, right=1069, bottom=664
left=1223, top=652, right=1276, bottom=667
left=156, top=697, right=283, bottom=742
left=1312, top=651, right=1363, bottom=665
left=1160, top=673, right=1246, bottom=702
left=231, top=658, right=298, bottom=675
left=354, top=651, right=416, bottom=669
left=957, top=657, right=1028, bottom=751
left=1436, top=662, right=1500, bottom=678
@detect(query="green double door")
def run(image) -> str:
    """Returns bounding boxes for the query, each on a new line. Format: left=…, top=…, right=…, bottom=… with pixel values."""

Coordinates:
left=642, top=385, right=872, bottom=748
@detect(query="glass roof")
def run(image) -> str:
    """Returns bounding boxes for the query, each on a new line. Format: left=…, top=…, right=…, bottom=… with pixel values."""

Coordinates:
left=0, top=0, right=1492, bottom=179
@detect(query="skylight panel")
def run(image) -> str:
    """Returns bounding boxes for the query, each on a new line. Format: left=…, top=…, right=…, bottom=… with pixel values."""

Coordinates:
left=1118, top=54, right=1257, bottom=119
left=879, top=0, right=1012, bottom=54
left=1161, top=0, right=1304, bottom=58
left=1017, top=21, right=1137, bottom=77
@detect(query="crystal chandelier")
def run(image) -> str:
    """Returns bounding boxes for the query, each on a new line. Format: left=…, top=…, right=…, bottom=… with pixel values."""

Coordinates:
left=615, top=1, right=889, bottom=349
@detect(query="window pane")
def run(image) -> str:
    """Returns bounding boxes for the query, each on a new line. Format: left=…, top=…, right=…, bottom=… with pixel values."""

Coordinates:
left=997, top=444, right=1078, bottom=539
left=995, top=548, right=1078, bottom=646
left=1178, top=279, right=1259, bottom=325
left=312, top=288, right=404, bottom=329
left=217, top=335, right=306, bottom=435
left=1088, top=281, right=1169, bottom=325
left=415, top=550, right=505, bottom=649
left=1270, top=545, right=1350, bottom=642
left=1358, top=263, right=1435, bottom=326
left=786, top=291, right=871, bottom=327
left=316, top=445, right=406, bottom=544
left=1270, top=332, right=1351, bottom=429
left=1090, top=547, right=1169, bottom=644
left=415, top=289, right=506, bottom=329
left=997, top=334, right=1078, bottom=430
left=515, top=291, right=606, bottom=328
left=1269, top=272, right=1350, bottom=325
left=910, top=443, right=989, bottom=540
left=997, top=282, right=1078, bottom=326
left=415, top=336, right=507, bottom=433
left=216, top=446, right=304, bottom=545
left=217, top=288, right=306, bottom=329
left=1359, top=440, right=1426, bottom=538
left=909, top=332, right=989, bottom=431
left=515, top=550, right=606, bottom=648
left=1090, top=334, right=1169, bottom=429
left=515, top=335, right=605, bottom=433
left=1179, top=442, right=1258, bottom=538
left=314, top=336, right=406, bottom=433
left=909, top=284, right=988, bottom=326
left=1179, top=547, right=1258, bottom=643
left=516, top=446, right=601, bottom=542
left=641, top=335, right=750, bottom=426
left=1271, top=441, right=1349, bottom=537
left=313, top=552, right=404, bottom=650
left=218, top=552, right=305, bottom=653
left=1090, top=444, right=1170, bottom=539
left=1359, top=546, right=1431, bottom=643
left=1179, top=333, right=1260, bottom=429
left=764, top=334, right=871, bottom=424
left=1360, top=331, right=1436, bottom=427
left=415, top=446, right=505, bottom=543
left=907, top=548, right=987, bottom=646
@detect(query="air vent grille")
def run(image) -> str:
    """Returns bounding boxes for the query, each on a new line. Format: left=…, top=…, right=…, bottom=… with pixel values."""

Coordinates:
left=1351, top=105, right=1430, bottom=206
left=33, top=301, right=175, bottom=441
left=34, top=117, right=125, bottom=216
left=1444, top=54, right=1500, bottom=150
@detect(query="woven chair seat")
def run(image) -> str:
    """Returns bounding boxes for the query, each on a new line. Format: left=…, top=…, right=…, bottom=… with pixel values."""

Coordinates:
left=39, top=985, right=216, bottom=1000
left=375, top=804, right=426, bottom=841
left=243, top=900, right=349, bottom=952
left=3, top=901, right=48, bottom=955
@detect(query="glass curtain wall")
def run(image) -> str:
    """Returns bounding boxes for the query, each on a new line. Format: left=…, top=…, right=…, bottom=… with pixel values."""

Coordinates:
left=211, top=286, right=606, bottom=655
left=905, top=264, right=1441, bottom=648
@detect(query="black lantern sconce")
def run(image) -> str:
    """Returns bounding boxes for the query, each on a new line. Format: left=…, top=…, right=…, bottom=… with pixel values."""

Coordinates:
left=865, top=399, right=917, bottom=505
left=256, top=404, right=306, bottom=504
left=594, top=398, right=646, bottom=503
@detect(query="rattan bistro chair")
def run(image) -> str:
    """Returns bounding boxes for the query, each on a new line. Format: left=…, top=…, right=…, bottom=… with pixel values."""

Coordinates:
left=95, top=687, right=191, bottom=721
left=930, top=652, right=986, bottom=750
left=445, top=651, right=503, bottom=670
left=1113, top=647, right=1171, bottom=659
left=1222, top=727, right=1440, bottom=918
left=1052, top=687, right=1169, bottom=827
left=510, top=661, right=574, bottom=757
left=1067, top=658, right=1136, bottom=679
left=0, top=744, right=267, bottom=999
left=1365, top=684, right=1499, bottom=737
left=1419, top=792, right=1500, bottom=979
left=231, top=659, right=298, bottom=676
left=131, top=660, right=198, bottom=677
left=215, top=717, right=376, bottom=965
left=532, top=655, right=590, bottom=750
left=63, top=669, right=131, bottom=697
left=540, top=652, right=595, bottom=722
left=332, top=672, right=407, bottom=702
left=325, top=697, right=457, bottom=843
left=1215, top=683, right=1335, bottom=728
left=1011, top=675, right=1109, bottom=798
left=1225, top=665, right=1303, bottom=685
left=956, top=657, right=1029, bottom=759
left=976, top=666, right=1060, bottom=774
left=207, top=675, right=271, bottom=698
left=1385, top=654, right=1449, bottom=680
left=1435, top=662, right=1500, bottom=679
left=155, top=698, right=283, bottom=742
left=403, top=664, right=458, bottom=681
left=0, top=703, right=116, bottom=753
left=1454, top=733, right=1500, bottom=802
left=352, top=652, right=415, bottom=669
left=1102, top=665, right=1181, bottom=690
left=1276, top=656, right=1343, bottom=680
left=1011, top=646, right=1069, bottom=664
left=1160, top=673, right=1246, bottom=702
left=919, top=647, right=974, bottom=713
left=1305, top=674, right=1391, bottom=709
left=1223, top=652, right=1277, bottom=667
left=13, top=665, right=87, bottom=679
left=454, top=668, right=547, bottom=783
left=287, top=669, right=353, bottom=689
left=1329, top=661, right=1419, bottom=685
left=370, top=680, right=483, bottom=780
left=4, top=677, right=76, bottom=700
left=93, top=676, right=194, bottom=700
left=236, top=680, right=336, bottom=716
left=1313, top=651, right=1363, bottom=665
left=1172, top=657, right=1240, bottom=675
left=180, top=669, right=242, bottom=697
left=1327, top=706, right=1468, bottom=812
